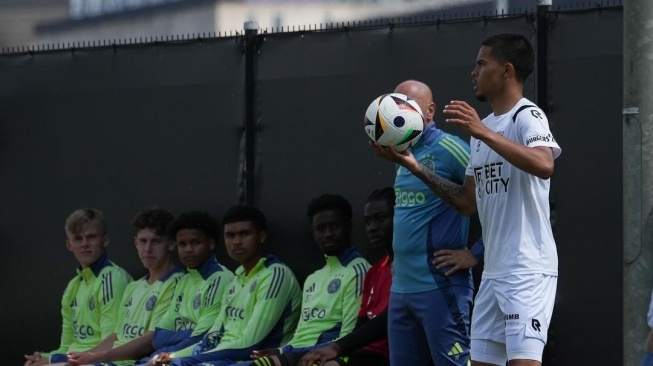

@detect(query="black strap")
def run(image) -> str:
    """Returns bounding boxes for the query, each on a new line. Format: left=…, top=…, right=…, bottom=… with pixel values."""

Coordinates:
left=512, top=104, right=537, bottom=123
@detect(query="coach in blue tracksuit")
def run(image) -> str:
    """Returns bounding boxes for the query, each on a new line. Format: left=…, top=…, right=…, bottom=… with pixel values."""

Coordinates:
left=372, top=79, right=482, bottom=366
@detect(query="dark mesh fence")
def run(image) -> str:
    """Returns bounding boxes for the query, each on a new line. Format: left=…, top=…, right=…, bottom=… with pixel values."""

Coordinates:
left=0, top=7, right=622, bottom=365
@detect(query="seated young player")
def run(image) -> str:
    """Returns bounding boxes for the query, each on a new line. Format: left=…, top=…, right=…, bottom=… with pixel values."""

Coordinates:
left=248, top=194, right=370, bottom=366
left=300, top=190, right=485, bottom=366
left=146, top=204, right=302, bottom=366
left=63, top=207, right=185, bottom=366
left=24, top=209, right=133, bottom=366
left=60, top=210, right=233, bottom=364
left=299, top=188, right=395, bottom=366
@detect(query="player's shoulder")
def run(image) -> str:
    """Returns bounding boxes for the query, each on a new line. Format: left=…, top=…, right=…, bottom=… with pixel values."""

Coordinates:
left=337, top=248, right=370, bottom=269
left=339, top=255, right=370, bottom=283
left=161, top=268, right=186, bottom=284
left=259, top=256, right=297, bottom=281
left=174, top=271, right=192, bottom=286
left=101, top=261, right=133, bottom=282
left=510, top=100, right=547, bottom=124
left=130, top=270, right=182, bottom=291
left=439, top=132, right=470, bottom=149
left=126, top=277, right=148, bottom=290
left=208, top=265, right=234, bottom=281
left=262, top=254, right=291, bottom=270
left=436, top=133, right=471, bottom=157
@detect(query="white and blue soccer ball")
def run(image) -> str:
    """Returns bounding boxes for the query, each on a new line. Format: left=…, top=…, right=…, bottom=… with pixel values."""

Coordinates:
left=364, top=92, right=424, bottom=152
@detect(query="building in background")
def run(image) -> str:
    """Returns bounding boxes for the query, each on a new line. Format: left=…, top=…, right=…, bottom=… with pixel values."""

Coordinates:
left=0, top=0, right=68, bottom=48
left=31, top=0, right=488, bottom=48
left=0, top=0, right=611, bottom=49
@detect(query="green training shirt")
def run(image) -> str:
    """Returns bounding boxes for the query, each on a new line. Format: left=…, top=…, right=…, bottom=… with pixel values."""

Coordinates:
left=110, top=267, right=185, bottom=365
left=42, top=255, right=133, bottom=361
left=152, top=255, right=233, bottom=352
left=284, top=247, right=369, bottom=350
left=171, top=255, right=302, bottom=360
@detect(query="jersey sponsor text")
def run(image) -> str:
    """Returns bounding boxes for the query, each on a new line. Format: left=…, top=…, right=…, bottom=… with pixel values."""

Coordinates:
left=73, top=321, right=95, bottom=339
left=473, top=162, right=509, bottom=196
left=302, top=307, right=326, bottom=321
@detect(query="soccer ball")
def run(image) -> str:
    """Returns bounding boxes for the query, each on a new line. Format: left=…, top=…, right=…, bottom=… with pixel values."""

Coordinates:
left=364, top=93, right=424, bottom=152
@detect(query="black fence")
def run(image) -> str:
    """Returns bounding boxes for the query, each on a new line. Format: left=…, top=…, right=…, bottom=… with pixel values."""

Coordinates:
left=0, top=5, right=622, bottom=365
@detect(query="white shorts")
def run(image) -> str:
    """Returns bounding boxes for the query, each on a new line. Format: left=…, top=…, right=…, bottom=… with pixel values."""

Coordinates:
left=470, top=274, right=557, bottom=364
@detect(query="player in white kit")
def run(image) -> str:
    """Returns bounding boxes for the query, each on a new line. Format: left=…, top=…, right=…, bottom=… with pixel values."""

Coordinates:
left=373, top=33, right=560, bottom=366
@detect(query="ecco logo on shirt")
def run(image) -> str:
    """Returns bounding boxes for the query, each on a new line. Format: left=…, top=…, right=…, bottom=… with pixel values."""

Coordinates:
left=394, top=188, right=426, bottom=207
left=122, top=324, right=145, bottom=338
left=73, top=321, right=95, bottom=339
left=302, top=307, right=326, bottom=321
left=225, top=306, right=245, bottom=320
left=174, top=317, right=195, bottom=331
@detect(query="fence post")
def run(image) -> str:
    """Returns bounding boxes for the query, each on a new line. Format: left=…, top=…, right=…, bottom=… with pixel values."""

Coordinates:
left=243, top=21, right=259, bottom=206
left=624, top=0, right=653, bottom=365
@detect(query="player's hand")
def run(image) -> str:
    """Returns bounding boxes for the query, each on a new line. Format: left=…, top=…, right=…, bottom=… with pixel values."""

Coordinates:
left=432, top=249, right=479, bottom=276
left=24, top=352, right=43, bottom=366
left=443, top=101, right=487, bottom=139
left=369, top=141, right=421, bottom=173
left=299, top=343, right=341, bottom=366
left=251, top=348, right=280, bottom=359
left=67, top=351, right=98, bottom=366
left=147, top=352, right=172, bottom=366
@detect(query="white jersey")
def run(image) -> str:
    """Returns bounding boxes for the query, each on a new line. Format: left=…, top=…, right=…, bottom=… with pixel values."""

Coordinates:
left=465, top=98, right=561, bottom=279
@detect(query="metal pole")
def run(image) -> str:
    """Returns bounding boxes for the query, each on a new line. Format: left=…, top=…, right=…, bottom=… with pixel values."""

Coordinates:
left=535, top=3, right=556, bottom=364
left=243, top=21, right=258, bottom=206
left=624, top=0, right=653, bottom=364
left=536, top=0, right=550, bottom=114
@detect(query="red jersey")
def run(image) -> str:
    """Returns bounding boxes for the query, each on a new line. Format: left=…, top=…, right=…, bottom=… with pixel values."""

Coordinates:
left=358, top=255, right=392, bottom=359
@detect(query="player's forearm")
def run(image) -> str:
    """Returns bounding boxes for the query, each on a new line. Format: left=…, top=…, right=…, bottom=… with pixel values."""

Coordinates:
left=482, top=132, right=554, bottom=179
left=336, top=310, right=387, bottom=354
left=410, top=164, right=476, bottom=215
left=87, top=334, right=118, bottom=353
left=104, top=331, right=154, bottom=361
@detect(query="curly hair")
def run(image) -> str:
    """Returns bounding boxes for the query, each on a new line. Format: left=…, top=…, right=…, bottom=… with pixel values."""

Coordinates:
left=168, top=211, right=220, bottom=240
left=306, top=194, right=352, bottom=223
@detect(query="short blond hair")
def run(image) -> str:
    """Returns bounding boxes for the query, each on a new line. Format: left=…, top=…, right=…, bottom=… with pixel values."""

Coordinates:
left=65, top=208, right=106, bottom=236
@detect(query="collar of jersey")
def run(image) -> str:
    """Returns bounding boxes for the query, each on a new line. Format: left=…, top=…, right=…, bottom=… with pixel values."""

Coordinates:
left=325, top=246, right=358, bottom=267
left=416, top=122, right=442, bottom=148
left=187, top=255, right=221, bottom=280
left=235, top=254, right=283, bottom=282
left=143, top=265, right=184, bottom=283
left=379, top=255, right=392, bottom=267
left=76, top=253, right=111, bottom=280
